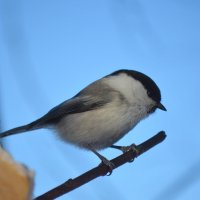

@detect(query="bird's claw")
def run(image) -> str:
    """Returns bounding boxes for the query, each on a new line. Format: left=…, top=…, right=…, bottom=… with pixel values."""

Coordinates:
left=99, top=157, right=115, bottom=176
left=90, top=148, right=115, bottom=175
left=122, top=144, right=140, bottom=162
left=121, top=144, right=139, bottom=154
left=111, top=143, right=139, bottom=163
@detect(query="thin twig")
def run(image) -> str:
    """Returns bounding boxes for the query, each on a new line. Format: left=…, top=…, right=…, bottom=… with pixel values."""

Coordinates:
left=35, top=131, right=166, bottom=200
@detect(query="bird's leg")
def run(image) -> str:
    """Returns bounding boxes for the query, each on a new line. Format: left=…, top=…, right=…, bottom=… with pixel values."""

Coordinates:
left=90, top=148, right=115, bottom=175
left=110, top=144, right=139, bottom=162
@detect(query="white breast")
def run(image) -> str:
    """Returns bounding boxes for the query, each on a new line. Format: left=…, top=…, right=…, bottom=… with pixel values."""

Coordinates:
left=57, top=101, right=148, bottom=150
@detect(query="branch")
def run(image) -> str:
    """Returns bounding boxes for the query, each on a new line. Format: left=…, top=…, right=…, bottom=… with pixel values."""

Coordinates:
left=35, top=131, right=166, bottom=200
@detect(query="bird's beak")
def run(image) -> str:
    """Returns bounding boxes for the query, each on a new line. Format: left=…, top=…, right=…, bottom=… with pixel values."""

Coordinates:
left=157, top=103, right=167, bottom=111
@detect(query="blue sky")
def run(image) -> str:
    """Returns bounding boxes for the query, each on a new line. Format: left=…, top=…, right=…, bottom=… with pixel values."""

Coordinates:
left=0, top=0, right=200, bottom=199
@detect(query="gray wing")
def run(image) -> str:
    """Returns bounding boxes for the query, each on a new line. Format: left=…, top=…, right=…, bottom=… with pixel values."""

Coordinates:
left=35, top=80, right=115, bottom=126
left=38, top=96, right=108, bottom=125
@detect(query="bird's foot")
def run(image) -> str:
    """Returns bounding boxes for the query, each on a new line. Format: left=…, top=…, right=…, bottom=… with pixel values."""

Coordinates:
left=120, top=144, right=139, bottom=155
left=99, top=156, right=115, bottom=176
left=110, top=144, right=139, bottom=162
left=90, top=148, right=115, bottom=175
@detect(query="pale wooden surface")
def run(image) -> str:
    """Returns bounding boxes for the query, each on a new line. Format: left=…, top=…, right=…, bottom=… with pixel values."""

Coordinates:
left=0, top=147, right=34, bottom=200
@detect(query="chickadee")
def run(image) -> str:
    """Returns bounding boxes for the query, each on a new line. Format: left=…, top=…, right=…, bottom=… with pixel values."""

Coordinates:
left=0, top=69, right=166, bottom=169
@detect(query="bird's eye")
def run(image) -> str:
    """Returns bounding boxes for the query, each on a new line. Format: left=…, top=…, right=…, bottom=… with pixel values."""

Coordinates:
left=147, top=91, right=151, bottom=96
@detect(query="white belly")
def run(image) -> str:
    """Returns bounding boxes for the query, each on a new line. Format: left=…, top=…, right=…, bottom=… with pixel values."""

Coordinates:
left=56, top=103, right=147, bottom=150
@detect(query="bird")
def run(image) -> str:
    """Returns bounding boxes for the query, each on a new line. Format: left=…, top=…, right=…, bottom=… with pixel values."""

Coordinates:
left=0, top=69, right=166, bottom=171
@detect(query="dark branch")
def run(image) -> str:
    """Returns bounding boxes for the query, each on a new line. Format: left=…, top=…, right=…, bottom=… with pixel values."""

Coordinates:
left=35, top=131, right=166, bottom=200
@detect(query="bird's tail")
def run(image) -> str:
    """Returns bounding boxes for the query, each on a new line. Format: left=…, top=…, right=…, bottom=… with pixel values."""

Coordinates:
left=0, top=119, right=43, bottom=138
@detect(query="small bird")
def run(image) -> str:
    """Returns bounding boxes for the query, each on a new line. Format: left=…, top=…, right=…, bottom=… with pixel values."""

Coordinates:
left=0, top=69, right=166, bottom=170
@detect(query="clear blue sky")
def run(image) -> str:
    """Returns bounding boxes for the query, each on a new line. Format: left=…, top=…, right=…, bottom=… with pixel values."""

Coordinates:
left=0, top=1, right=200, bottom=200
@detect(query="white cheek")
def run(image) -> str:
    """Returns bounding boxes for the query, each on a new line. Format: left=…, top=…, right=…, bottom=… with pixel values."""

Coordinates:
left=104, top=73, right=155, bottom=113
left=103, top=74, right=136, bottom=102
left=132, top=85, right=152, bottom=106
